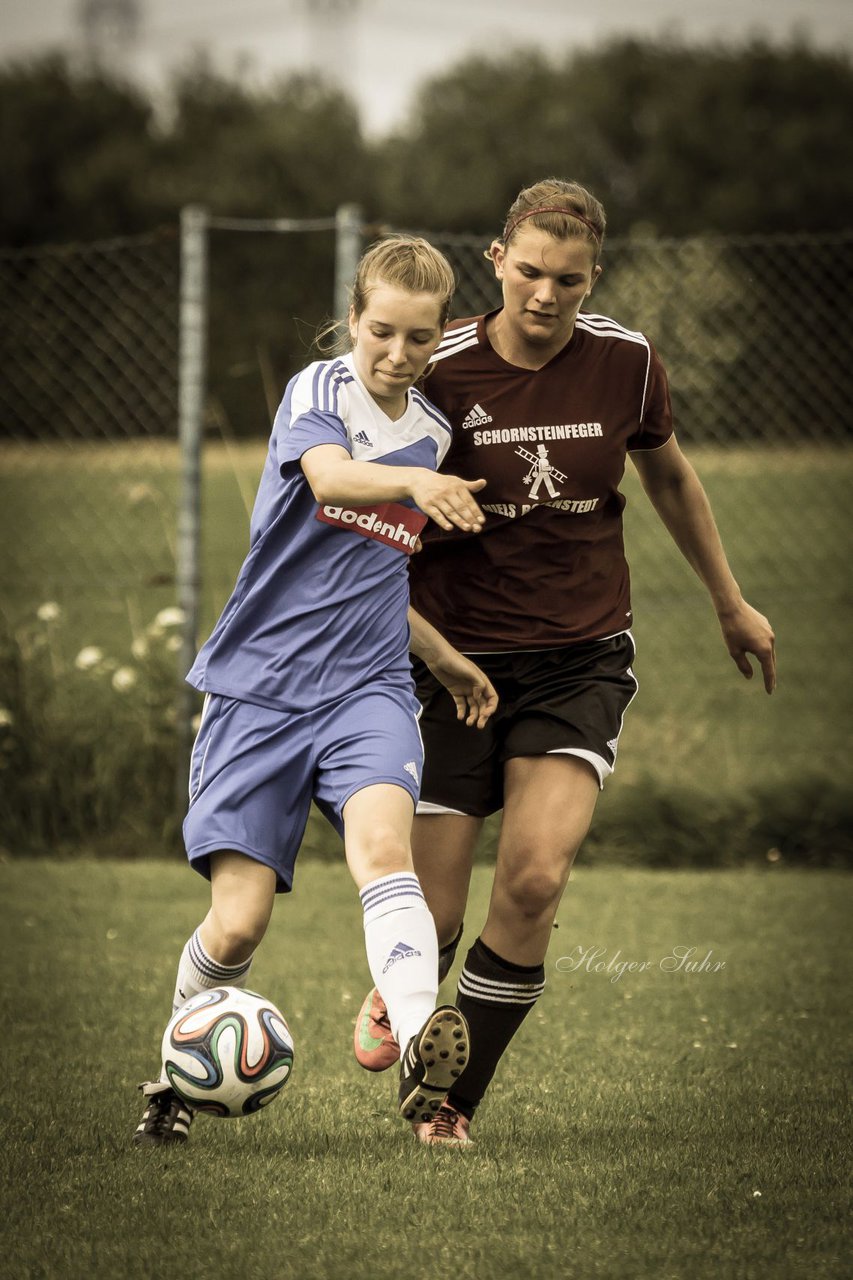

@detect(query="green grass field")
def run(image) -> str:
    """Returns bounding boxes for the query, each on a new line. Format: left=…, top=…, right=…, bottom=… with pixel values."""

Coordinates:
left=2, top=440, right=851, bottom=803
left=2, top=859, right=850, bottom=1279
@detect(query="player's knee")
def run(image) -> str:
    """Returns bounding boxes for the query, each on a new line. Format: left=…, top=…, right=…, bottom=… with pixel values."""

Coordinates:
left=499, top=860, right=572, bottom=921
left=208, top=910, right=268, bottom=963
left=351, top=823, right=411, bottom=879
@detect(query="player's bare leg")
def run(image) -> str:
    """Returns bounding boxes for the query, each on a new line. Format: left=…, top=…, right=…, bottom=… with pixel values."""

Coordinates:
left=483, top=755, right=598, bottom=964
left=411, top=813, right=483, bottom=950
left=418, top=756, right=599, bottom=1144
left=344, top=784, right=469, bottom=1122
left=343, top=783, right=418, bottom=889
left=135, top=852, right=277, bottom=1149
left=199, top=851, right=277, bottom=964
left=353, top=812, right=481, bottom=1071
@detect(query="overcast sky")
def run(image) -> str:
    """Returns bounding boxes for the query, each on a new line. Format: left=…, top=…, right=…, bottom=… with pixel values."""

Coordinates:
left=3, top=0, right=852, bottom=134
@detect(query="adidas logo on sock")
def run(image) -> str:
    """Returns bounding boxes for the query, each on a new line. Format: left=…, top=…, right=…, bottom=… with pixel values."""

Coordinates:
left=352, top=430, right=373, bottom=447
left=461, top=403, right=493, bottom=429
left=382, top=940, right=422, bottom=973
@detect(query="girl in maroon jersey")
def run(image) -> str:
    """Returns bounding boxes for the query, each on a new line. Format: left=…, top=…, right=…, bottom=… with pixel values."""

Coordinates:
left=353, top=179, right=776, bottom=1146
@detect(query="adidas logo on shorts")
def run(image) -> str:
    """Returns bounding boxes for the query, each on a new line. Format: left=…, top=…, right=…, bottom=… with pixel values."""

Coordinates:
left=404, top=760, right=420, bottom=786
left=461, top=403, right=493, bottom=428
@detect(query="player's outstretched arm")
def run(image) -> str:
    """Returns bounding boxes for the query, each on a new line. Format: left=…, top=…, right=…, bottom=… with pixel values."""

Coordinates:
left=301, top=444, right=487, bottom=533
left=408, top=608, right=498, bottom=728
left=632, top=437, right=776, bottom=693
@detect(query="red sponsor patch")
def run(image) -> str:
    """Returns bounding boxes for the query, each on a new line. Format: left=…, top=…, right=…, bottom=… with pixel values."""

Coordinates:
left=315, top=502, right=426, bottom=555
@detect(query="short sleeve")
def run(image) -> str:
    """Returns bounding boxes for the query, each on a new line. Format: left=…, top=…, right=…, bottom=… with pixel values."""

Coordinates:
left=274, top=361, right=354, bottom=471
left=627, top=342, right=674, bottom=452
left=279, top=408, right=352, bottom=469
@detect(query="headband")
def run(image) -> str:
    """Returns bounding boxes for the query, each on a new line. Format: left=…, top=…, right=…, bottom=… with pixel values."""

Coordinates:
left=503, top=205, right=602, bottom=245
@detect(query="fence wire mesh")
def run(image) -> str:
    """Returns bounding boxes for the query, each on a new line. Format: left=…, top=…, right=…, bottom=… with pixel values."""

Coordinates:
left=1, top=229, right=180, bottom=636
left=1, top=224, right=850, bottom=765
left=431, top=229, right=853, bottom=624
left=434, top=229, right=853, bottom=448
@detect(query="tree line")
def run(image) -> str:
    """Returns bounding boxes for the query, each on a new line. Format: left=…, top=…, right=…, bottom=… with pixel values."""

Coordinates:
left=3, top=38, right=852, bottom=247
left=3, top=40, right=851, bottom=440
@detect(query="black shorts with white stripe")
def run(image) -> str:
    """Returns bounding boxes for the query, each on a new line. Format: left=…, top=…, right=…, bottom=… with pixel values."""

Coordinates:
left=413, top=632, right=638, bottom=817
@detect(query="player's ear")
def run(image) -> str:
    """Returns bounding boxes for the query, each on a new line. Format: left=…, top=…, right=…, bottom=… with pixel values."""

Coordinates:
left=348, top=305, right=358, bottom=346
left=485, top=239, right=505, bottom=279
left=586, top=264, right=602, bottom=298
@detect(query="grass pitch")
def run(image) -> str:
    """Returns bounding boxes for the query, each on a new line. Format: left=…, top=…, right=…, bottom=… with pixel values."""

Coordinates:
left=3, top=441, right=851, bottom=797
left=1, top=858, right=850, bottom=1279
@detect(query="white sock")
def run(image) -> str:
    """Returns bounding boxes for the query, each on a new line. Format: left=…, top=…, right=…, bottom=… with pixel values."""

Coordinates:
left=160, top=930, right=255, bottom=1087
left=360, top=873, right=439, bottom=1054
left=171, top=927, right=254, bottom=1013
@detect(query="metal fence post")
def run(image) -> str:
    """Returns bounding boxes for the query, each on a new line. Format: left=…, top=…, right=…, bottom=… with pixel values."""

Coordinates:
left=176, top=204, right=208, bottom=806
left=334, top=203, right=363, bottom=323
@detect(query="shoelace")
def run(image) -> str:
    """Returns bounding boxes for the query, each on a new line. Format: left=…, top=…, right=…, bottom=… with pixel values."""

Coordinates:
left=429, top=1106, right=462, bottom=1139
left=145, top=1091, right=182, bottom=1136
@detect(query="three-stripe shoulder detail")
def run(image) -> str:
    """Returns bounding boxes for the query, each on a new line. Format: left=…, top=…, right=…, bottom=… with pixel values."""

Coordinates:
left=576, top=313, right=653, bottom=421
left=306, top=359, right=354, bottom=416
left=431, top=320, right=480, bottom=364
left=575, top=312, right=649, bottom=348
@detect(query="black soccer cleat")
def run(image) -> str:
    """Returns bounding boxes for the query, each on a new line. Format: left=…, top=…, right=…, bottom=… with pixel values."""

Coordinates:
left=398, top=1006, right=470, bottom=1125
left=133, top=1081, right=194, bottom=1147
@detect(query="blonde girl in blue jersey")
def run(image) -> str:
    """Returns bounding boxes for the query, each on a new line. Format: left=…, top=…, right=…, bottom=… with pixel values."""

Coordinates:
left=134, top=236, right=497, bottom=1147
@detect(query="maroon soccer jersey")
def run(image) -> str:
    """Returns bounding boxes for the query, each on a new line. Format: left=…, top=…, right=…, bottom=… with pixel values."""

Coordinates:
left=409, top=310, right=674, bottom=649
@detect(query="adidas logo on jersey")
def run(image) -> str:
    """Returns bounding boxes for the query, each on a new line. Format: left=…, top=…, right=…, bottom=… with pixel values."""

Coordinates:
left=461, top=403, right=493, bottom=428
left=352, top=430, right=373, bottom=447
left=382, top=940, right=422, bottom=973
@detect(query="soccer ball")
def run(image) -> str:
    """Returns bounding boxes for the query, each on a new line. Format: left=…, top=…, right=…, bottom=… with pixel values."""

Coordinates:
left=162, top=986, right=294, bottom=1117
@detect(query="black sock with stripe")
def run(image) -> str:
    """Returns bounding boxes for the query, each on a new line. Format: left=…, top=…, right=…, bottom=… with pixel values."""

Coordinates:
left=447, top=936, right=545, bottom=1119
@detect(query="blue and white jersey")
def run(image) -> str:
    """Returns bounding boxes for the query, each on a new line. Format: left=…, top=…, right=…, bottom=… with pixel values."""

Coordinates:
left=188, top=352, right=452, bottom=711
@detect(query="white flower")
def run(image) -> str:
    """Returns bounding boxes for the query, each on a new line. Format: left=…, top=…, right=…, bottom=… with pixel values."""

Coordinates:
left=75, top=646, right=104, bottom=671
left=130, top=637, right=149, bottom=660
left=37, top=602, right=61, bottom=623
left=154, top=607, right=186, bottom=628
left=112, top=666, right=138, bottom=692
left=127, top=483, right=154, bottom=505
left=0, top=708, right=13, bottom=728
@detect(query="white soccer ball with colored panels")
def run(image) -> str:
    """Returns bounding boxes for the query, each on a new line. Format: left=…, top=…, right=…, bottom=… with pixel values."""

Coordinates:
left=162, top=986, right=294, bottom=1117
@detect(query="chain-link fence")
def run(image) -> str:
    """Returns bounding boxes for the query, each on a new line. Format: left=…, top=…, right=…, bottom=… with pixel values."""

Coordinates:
left=0, top=229, right=180, bottom=623
left=1, top=220, right=850, bottom=809
left=432, top=229, right=852, bottom=744
left=436, top=229, right=853, bottom=446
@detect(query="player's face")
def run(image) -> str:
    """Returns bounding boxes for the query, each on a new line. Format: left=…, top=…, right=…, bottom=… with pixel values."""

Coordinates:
left=492, top=227, right=601, bottom=354
left=349, top=284, right=444, bottom=418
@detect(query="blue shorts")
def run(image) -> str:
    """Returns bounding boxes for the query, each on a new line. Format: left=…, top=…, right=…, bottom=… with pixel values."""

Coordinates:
left=183, top=684, right=424, bottom=893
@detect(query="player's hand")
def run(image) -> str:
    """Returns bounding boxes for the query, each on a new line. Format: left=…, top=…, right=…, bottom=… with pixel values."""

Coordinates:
left=425, top=650, right=498, bottom=729
left=409, top=471, right=487, bottom=533
left=718, top=600, right=776, bottom=693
